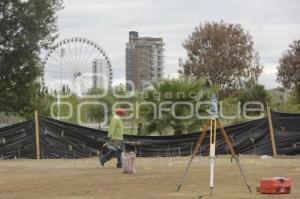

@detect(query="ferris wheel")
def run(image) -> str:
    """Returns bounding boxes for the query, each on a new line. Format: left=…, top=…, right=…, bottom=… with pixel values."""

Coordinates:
left=43, top=37, right=113, bottom=96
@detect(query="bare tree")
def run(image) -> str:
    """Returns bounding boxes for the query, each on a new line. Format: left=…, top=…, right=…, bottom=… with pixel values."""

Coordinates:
left=180, top=21, right=262, bottom=95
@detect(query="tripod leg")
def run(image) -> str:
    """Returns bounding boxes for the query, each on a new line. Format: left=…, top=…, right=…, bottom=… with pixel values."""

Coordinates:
left=176, top=120, right=210, bottom=192
left=216, top=119, right=252, bottom=193
left=209, top=119, right=217, bottom=195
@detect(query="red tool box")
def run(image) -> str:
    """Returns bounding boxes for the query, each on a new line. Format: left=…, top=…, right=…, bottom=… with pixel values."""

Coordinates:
left=259, top=177, right=291, bottom=194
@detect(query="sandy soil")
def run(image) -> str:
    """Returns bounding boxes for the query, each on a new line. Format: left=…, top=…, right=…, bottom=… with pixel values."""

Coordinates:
left=0, top=155, right=299, bottom=199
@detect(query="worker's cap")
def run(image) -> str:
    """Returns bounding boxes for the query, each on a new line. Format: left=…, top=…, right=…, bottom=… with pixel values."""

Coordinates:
left=115, top=108, right=126, bottom=116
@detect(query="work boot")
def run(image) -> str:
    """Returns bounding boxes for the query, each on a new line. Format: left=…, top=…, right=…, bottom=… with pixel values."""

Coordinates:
left=116, top=163, right=122, bottom=168
left=100, top=159, right=105, bottom=167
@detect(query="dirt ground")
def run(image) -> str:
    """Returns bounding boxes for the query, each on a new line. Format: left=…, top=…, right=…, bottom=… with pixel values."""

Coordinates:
left=0, top=155, right=299, bottom=199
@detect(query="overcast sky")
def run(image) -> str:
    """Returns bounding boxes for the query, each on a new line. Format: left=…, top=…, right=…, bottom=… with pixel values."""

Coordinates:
left=55, top=0, right=300, bottom=89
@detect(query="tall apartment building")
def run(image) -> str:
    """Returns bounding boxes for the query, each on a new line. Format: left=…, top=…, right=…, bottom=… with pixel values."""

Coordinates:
left=92, top=58, right=110, bottom=89
left=126, top=31, right=164, bottom=90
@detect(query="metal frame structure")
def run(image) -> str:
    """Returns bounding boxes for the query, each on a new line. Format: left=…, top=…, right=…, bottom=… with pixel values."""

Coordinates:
left=43, top=37, right=113, bottom=91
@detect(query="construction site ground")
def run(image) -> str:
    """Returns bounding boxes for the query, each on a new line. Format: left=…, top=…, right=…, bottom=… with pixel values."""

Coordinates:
left=0, top=155, right=299, bottom=199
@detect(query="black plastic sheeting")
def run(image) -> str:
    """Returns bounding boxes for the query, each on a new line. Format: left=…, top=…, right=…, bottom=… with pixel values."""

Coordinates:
left=39, top=115, right=107, bottom=158
left=0, top=120, right=35, bottom=159
left=0, top=111, right=299, bottom=159
left=270, top=111, right=300, bottom=155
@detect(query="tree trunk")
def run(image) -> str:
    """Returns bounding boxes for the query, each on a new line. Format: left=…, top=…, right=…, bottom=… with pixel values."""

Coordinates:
left=174, top=128, right=183, bottom=135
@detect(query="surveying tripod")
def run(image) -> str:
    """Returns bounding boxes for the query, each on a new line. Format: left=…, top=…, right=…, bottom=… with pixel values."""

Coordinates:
left=176, top=117, right=252, bottom=195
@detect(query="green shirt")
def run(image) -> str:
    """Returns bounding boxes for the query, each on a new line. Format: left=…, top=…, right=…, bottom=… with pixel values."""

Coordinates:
left=108, top=115, right=124, bottom=140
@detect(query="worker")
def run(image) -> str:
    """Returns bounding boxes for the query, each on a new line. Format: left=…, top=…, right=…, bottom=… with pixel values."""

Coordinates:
left=137, top=122, right=143, bottom=135
left=100, top=108, right=125, bottom=168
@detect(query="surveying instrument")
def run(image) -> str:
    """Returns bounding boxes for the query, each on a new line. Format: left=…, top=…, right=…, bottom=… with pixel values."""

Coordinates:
left=176, top=94, right=252, bottom=195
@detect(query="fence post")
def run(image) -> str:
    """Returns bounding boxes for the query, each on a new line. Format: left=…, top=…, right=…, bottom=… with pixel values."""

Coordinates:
left=34, top=111, right=41, bottom=160
left=266, top=105, right=277, bottom=156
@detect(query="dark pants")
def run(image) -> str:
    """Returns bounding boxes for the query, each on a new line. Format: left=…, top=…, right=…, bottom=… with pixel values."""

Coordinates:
left=100, top=143, right=122, bottom=167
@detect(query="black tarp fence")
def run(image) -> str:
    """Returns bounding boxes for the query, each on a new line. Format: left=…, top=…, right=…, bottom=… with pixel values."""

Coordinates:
left=0, top=111, right=299, bottom=159
left=0, top=120, right=35, bottom=159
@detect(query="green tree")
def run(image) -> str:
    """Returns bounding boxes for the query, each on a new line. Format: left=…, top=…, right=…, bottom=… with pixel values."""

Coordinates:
left=277, top=39, right=300, bottom=102
left=180, top=21, right=262, bottom=96
left=139, top=78, right=208, bottom=135
left=276, top=90, right=300, bottom=113
left=238, top=81, right=271, bottom=115
left=0, top=0, right=63, bottom=117
left=83, top=85, right=139, bottom=131
left=83, top=88, right=115, bottom=126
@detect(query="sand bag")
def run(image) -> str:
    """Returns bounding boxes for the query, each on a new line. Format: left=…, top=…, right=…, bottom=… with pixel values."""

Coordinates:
left=122, top=151, right=136, bottom=174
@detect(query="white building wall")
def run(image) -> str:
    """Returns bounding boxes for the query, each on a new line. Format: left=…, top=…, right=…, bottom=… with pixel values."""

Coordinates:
left=92, top=58, right=109, bottom=89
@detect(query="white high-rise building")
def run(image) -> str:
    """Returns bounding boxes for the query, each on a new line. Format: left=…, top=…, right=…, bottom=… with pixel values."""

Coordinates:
left=92, top=58, right=109, bottom=89
left=126, top=31, right=164, bottom=90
